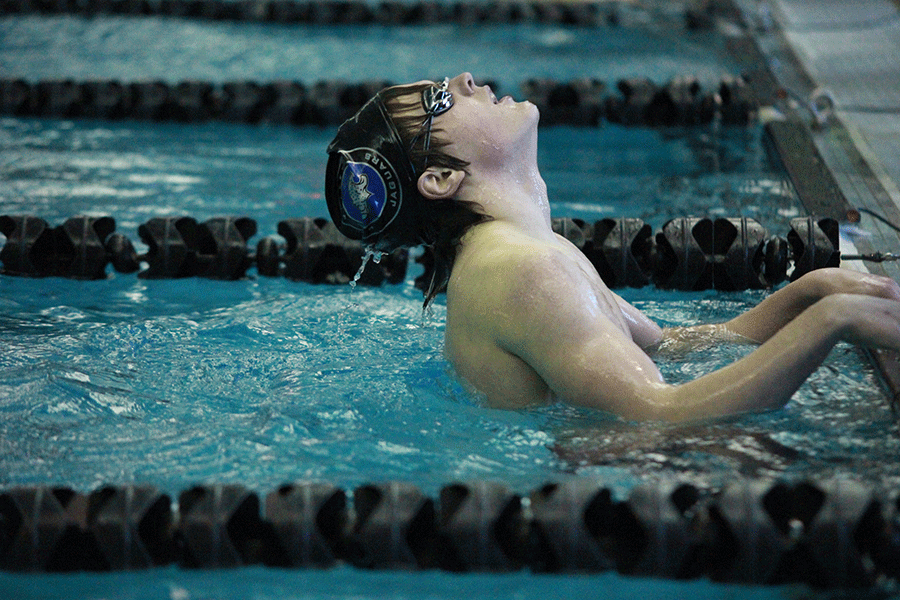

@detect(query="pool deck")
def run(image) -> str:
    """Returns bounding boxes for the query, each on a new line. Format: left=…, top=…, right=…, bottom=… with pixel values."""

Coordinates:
left=730, top=0, right=900, bottom=400
left=770, top=0, right=900, bottom=230
left=734, top=0, right=900, bottom=272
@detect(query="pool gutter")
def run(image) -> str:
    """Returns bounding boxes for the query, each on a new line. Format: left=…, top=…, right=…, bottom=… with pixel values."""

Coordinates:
left=720, top=0, right=900, bottom=416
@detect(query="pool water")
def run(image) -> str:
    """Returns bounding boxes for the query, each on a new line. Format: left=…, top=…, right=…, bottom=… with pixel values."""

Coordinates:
left=0, top=564, right=815, bottom=600
left=1, top=115, right=896, bottom=496
left=2, top=10, right=899, bottom=599
left=0, top=13, right=736, bottom=94
left=1, top=110, right=898, bottom=600
left=0, top=117, right=794, bottom=235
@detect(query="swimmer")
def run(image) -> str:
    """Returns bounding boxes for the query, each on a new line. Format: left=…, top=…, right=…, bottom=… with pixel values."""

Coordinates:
left=325, top=72, right=900, bottom=422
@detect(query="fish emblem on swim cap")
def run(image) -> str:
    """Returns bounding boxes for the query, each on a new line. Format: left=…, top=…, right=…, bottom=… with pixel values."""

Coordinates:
left=338, top=148, right=402, bottom=234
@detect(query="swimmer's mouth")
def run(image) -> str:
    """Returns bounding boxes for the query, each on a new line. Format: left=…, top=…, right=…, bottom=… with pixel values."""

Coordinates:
left=490, top=89, right=512, bottom=105
left=487, top=85, right=515, bottom=105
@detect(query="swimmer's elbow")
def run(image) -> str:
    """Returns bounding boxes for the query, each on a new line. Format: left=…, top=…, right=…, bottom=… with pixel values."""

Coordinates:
left=619, top=384, right=690, bottom=422
left=567, top=380, right=679, bottom=423
left=630, top=384, right=709, bottom=422
left=580, top=382, right=749, bottom=424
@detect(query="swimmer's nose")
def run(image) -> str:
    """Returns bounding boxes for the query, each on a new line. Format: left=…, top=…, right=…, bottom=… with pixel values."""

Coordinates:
left=450, top=72, right=477, bottom=96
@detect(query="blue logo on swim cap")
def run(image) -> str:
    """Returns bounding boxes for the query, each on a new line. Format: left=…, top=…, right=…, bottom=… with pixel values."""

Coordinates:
left=339, top=148, right=401, bottom=233
left=342, top=161, right=384, bottom=226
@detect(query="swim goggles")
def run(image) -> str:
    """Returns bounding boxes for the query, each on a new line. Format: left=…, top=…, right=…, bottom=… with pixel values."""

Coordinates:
left=414, top=78, right=454, bottom=153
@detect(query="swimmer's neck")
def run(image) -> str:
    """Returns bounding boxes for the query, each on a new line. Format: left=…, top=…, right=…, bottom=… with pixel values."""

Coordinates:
left=457, top=163, right=553, bottom=237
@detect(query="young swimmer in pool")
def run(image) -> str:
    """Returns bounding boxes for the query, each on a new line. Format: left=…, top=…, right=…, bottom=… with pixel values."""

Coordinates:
left=325, top=72, right=900, bottom=422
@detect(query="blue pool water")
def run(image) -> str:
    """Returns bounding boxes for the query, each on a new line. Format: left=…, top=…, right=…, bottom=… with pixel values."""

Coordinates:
left=2, top=115, right=898, bottom=599
left=0, top=13, right=735, bottom=93
left=2, top=10, right=899, bottom=600
left=6, top=114, right=883, bottom=493
left=0, top=564, right=812, bottom=600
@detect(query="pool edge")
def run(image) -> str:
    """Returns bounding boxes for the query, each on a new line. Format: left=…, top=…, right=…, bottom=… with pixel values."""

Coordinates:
left=724, top=0, right=900, bottom=418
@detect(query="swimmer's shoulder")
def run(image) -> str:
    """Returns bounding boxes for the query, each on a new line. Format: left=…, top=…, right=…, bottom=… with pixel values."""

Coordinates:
left=450, top=222, right=581, bottom=308
left=454, top=222, right=559, bottom=276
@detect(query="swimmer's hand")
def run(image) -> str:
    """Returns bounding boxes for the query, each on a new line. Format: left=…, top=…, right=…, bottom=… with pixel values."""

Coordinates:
left=726, top=268, right=900, bottom=344
left=823, top=293, right=900, bottom=351
left=800, top=267, right=900, bottom=302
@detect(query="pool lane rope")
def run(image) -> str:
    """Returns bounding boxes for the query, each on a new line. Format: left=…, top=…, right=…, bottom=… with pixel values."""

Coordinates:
left=0, top=478, right=898, bottom=587
left=0, top=0, right=724, bottom=28
left=0, top=75, right=757, bottom=127
left=0, top=214, right=841, bottom=291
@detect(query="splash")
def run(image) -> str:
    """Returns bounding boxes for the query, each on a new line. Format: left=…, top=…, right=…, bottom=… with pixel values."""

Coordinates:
left=336, top=246, right=383, bottom=338
left=349, top=246, right=383, bottom=288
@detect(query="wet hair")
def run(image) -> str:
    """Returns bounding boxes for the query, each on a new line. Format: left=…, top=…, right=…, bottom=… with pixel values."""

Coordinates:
left=379, top=83, right=491, bottom=307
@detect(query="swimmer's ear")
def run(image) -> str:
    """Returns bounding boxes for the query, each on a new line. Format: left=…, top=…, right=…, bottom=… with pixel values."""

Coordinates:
left=417, top=167, right=465, bottom=200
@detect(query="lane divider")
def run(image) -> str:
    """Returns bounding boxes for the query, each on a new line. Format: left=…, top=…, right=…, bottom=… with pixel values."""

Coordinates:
left=0, top=76, right=757, bottom=127
left=0, top=0, right=722, bottom=28
left=0, top=214, right=840, bottom=290
left=0, top=479, right=896, bottom=587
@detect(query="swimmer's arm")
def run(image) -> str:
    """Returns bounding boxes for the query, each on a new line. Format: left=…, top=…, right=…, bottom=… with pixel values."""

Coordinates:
left=613, top=295, right=750, bottom=355
left=617, top=269, right=900, bottom=351
left=725, top=268, right=900, bottom=342
left=508, top=260, right=900, bottom=422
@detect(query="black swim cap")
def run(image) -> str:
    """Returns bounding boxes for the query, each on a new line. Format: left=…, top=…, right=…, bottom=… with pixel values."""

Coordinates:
left=325, top=93, right=421, bottom=251
left=326, top=79, right=453, bottom=251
